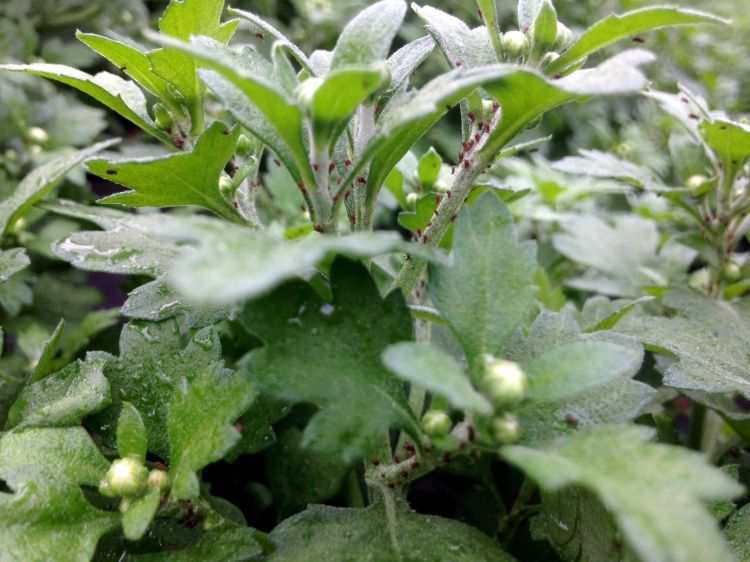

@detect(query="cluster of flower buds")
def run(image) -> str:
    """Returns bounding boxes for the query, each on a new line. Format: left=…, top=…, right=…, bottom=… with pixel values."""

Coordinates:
left=480, top=355, right=528, bottom=444
left=99, top=456, right=171, bottom=512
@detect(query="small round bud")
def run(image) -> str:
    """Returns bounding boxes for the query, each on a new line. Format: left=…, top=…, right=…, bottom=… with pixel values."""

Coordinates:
left=120, top=10, right=133, bottom=24
left=28, top=144, right=44, bottom=157
left=540, top=52, right=560, bottom=69
left=236, top=134, right=254, bottom=158
left=483, top=356, right=527, bottom=408
left=406, top=192, right=419, bottom=208
left=153, top=103, right=173, bottom=130
left=295, top=77, right=324, bottom=107
left=553, top=22, right=573, bottom=51
left=724, top=261, right=743, bottom=282
left=25, top=126, right=49, bottom=146
left=687, top=174, right=709, bottom=194
left=492, top=413, right=521, bottom=444
left=501, top=31, right=530, bottom=61
left=101, top=457, right=148, bottom=497
left=147, top=469, right=170, bottom=492
left=3, top=148, right=19, bottom=163
left=219, top=174, right=234, bottom=196
left=422, top=410, right=452, bottom=436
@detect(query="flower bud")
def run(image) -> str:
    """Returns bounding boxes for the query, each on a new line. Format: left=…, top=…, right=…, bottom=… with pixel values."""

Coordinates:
left=219, top=174, right=234, bottom=197
left=295, top=77, right=324, bottom=107
left=406, top=192, right=419, bottom=208
left=553, top=22, right=573, bottom=51
left=687, top=174, right=709, bottom=195
left=28, top=144, right=44, bottom=157
left=236, top=134, right=254, bottom=158
left=501, top=31, right=530, bottom=61
left=724, top=261, right=743, bottom=282
left=422, top=410, right=452, bottom=436
left=100, top=457, right=148, bottom=497
left=153, top=103, right=173, bottom=130
left=492, top=413, right=521, bottom=444
left=25, top=126, right=49, bottom=146
left=482, top=356, right=527, bottom=408
left=3, top=148, right=19, bottom=163
left=540, top=52, right=561, bottom=69
left=147, top=469, right=170, bottom=492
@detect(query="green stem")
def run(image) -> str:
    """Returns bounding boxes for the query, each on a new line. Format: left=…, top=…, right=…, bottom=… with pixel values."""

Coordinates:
left=688, top=403, right=706, bottom=451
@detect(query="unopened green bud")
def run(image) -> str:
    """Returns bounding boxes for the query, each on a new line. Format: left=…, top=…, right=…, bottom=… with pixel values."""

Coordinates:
left=3, top=148, right=19, bottom=163
left=295, top=77, right=324, bottom=106
left=219, top=174, right=234, bottom=197
left=492, top=413, right=521, bottom=444
left=501, top=31, right=530, bottom=61
left=25, top=126, right=49, bottom=145
left=147, top=469, right=170, bottom=492
left=100, top=457, right=148, bottom=497
left=28, top=144, right=44, bottom=157
left=483, top=356, right=527, bottom=408
left=553, top=22, right=573, bottom=51
left=540, top=52, right=561, bottom=69
left=153, top=103, right=173, bottom=130
left=724, top=261, right=743, bottom=282
left=422, top=410, right=452, bottom=436
left=236, top=134, right=254, bottom=158
left=532, top=0, right=559, bottom=55
left=406, top=192, right=419, bottom=208
left=687, top=174, right=709, bottom=194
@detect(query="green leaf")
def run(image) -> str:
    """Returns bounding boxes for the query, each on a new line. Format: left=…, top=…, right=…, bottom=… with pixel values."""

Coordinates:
left=531, top=0, right=558, bottom=56
left=6, top=355, right=110, bottom=430
left=620, top=289, right=750, bottom=398
left=311, top=65, right=389, bottom=147
left=76, top=32, right=174, bottom=108
left=518, top=0, right=544, bottom=32
left=700, top=119, right=750, bottom=168
left=268, top=502, right=515, bottom=561
left=429, top=193, right=537, bottom=374
left=0, top=64, right=169, bottom=142
left=117, top=402, right=147, bottom=462
left=88, top=319, right=226, bottom=460
left=131, top=527, right=262, bottom=562
left=417, top=147, right=442, bottom=188
left=382, top=35, right=435, bottom=102
left=168, top=224, right=443, bottom=305
left=91, top=122, right=239, bottom=219
left=553, top=149, right=666, bottom=192
left=330, top=0, right=406, bottom=70
left=382, top=342, right=493, bottom=415
left=411, top=4, right=496, bottom=69
left=546, top=7, right=726, bottom=76
left=266, top=426, right=348, bottom=516
left=148, top=0, right=239, bottom=134
left=28, top=319, right=65, bottom=383
left=0, top=139, right=118, bottom=236
left=0, top=427, right=117, bottom=562
left=724, top=504, right=750, bottom=561
left=580, top=296, right=655, bottom=332
left=553, top=214, right=695, bottom=297
left=122, top=487, right=161, bottom=541
left=502, top=425, right=742, bottom=562
left=241, top=258, right=417, bottom=462
left=0, top=248, right=29, bottom=283
left=168, top=366, right=255, bottom=500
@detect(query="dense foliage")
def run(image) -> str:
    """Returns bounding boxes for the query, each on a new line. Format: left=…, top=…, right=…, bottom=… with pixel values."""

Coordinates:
left=1, top=0, right=750, bottom=560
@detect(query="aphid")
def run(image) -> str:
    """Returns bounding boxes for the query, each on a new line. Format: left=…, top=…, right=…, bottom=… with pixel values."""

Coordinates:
left=312, top=163, right=319, bottom=171
left=411, top=461, right=420, bottom=469
left=467, top=425, right=475, bottom=442
left=314, top=225, right=324, bottom=233
left=463, top=159, right=471, bottom=169
left=372, top=459, right=381, bottom=466
left=235, top=422, right=244, bottom=433
left=232, top=201, right=239, bottom=209
left=462, top=141, right=471, bottom=151
left=422, top=234, right=428, bottom=243
left=688, top=113, right=700, bottom=120
left=632, top=36, right=645, bottom=43
left=447, top=190, right=452, bottom=199
left=434, top=210, right=440, bottom=217
left=451, top=167, right=456, bottom=175
left=254, top=31, right=264, bottom=39
left=344, top=159, right=352, bottom=167
left=300, top=204, right=307, bottom=212
left=274, top=158, right=281, bottom=166
left=522, top=25, right=529, bottom=33
left=401, top=471, right=409, bottom=479
left=435, top=195, right=441, bottom=204
left=554, top=74, right=561, bottom=80
left=455, top=61, right=463, bottom=67
left=469, top=450, right=479, bottom=460
left=477, top=121, right=484, bottom=131
left=375, top=104, right=382, bottom=115
left=393, top=455, right=401, bottom=463
left=155, top=461, right=167, bottom=470
left=387, top=483, right=396, bottom=489
left=333, top=194, right=340, bottom=203
left=492, top=101, right=500, bottom=112
left=328, top=161, right=336, bottom=174
left=345, top=189, right=351, bottom=200
left=106, top=169, right=117, bottom=175
left=529, top=148, right=540, bottom=153
left=442, top=452, right=452, bottom=463
left=417, top=228, right=422, bottom=237
left=474, top=133, right=481, bottom=142
left=468, top=111, right=476, bottom=123
left=357, top=176, right=367, bottom=184
left=425, top=222, right=432, bottom=228
left=222, top=129, right=230, bottom=135
left=477, top=8, right=483, bottom=19
left=350, top=213, right=356, bottom=224
left=119, top=66, right=127, bottom=72
left=174, top=138, right=185, bottom=149
left=565, top=414, right=579, bottom=426
left=450, top=214, right=457, bottom=221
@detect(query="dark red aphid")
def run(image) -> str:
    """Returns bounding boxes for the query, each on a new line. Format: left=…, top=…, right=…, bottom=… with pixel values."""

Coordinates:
left=474, top=133, right=481, bottom=142
left=393, top=455, right=401, bottom=463
left=422, top=234, right=428, bottom=243
left=451, top=167, right=456, bottom=175
left=442, top=452, right=452, bottom=463
left=235, top=422, right=244, bottom=433
left=522, top=25, right=529, bottom=33
left=312, top=163, right=319, bottom=171
left=274, top=158, right=281, bottom=166
left=345, top=189, right=351, bottom=200
left=106, top=169, right=117, bottom=175
left=254, top=31, right=264, bottom=39
left=357, top=176, right=367, bottom=184
left=344, top=159, right=352, bottom=167
left=387, top=483, right=395, bottom=489
left=350, top=213, right=356, bottom=224
left=232, top=201, right=239, bottom=209
left=328, top=161, right=336, bottom=174
left=375, top=104, right=382, bottom=115
left=447, top=190, right=452, bottom=199
left=455, top=61, right=463, bottom=67
left=477, top=8, right=483, bottom=19
left=450, top=214, right=457, bottom=221
left=401, top=471, right=409, bottom=479
left=222, top=129, right=230, bottom=135
left=688, top=113, right=700, bottom=120
left=435, top=195, right=442, bottom=205
left=313, top=225, right=324, bottom=233
left=632, top=36, right=645, bottom=43
left=372, top=459, right=381, bottom=466
left=174, top=138, right=185, bottom=149
left=565, top=414, right=579, bottom=426
left=155, top=461, right=167, bottom=470
left=468, top=111, right=476, bottom=123
left=492, top=101, right=500, bottom=112
left=411, top=461, right=420, bottom=469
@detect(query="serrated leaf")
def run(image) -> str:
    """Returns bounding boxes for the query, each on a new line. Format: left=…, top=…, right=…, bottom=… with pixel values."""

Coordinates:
left=266, top=427, right=348, bottom=516
left=0, top=248, right=29, bottom=283
left=241, top=258, right=417, bottom=462
left=724, top=503, right=750, bottom=561
left=0, top=427, right=117, bottom=562
left=122, top=487, right=161, bottom=541
left=268, top=502, right=515, bottom=561
left=131, top=526, right=262, bottom=562
left=330, top=0, right=406, bottom=70
left=168, top=366, right=255, bottom=500
left=503, top=425, right=742, bottom=562
left=382, top=342, right=492, bottom=415
left=0, top=139, right=118, bottom=236
left=76, top=32, right=174, bottom=107
left=168, top=223, right=443, bottom=305
left=29, top=319, right=65, bottom=383
left=620, top=289, right=750, bottom=398
left=0, top=64, right=168, bottom=142
left=117, top=402, right=147, bottom=462
left=6, top=355, right=110, bottom=430
left=91, top=122, right=239, bottom=219
left=553, top=149, right=666, bottom=192
left=88, top=319, right=225, bottom=460
left=546, top=7, right=725, bottom=76
left=701, top=119, right=750, bottom=168
left=429, top=193, right=537, bottom=375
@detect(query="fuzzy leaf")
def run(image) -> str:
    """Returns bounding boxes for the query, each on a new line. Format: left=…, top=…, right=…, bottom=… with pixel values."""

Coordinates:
left=122, top=487, right=161, bottom=541
left=382, top=342, right=493, bottom=415
left=268, top=502, right=515, bottom=561
left=700, top=119, right=750, bottom=168
left=0, top=249, right=29, bottom=283
left=0, top=427, right=117, bottom=562
left=168, top=366, right=255, bottom=500
left=429, top=193, right=537, bottom=374
left=383, top=35, right=435, bottom=101
left=117, top=402, right=147, bottom=462
left=553, top=149, right=666, bottom=192
left=724, top=504, right=750, bottom=560
left=6, top=355, right=110, bottom=430
left=90, top=122, right=240, bottom=220
left=503, top=425, right=742, bottom=562
left=546, top=7, right=726, bottom=76
left=131, top=527, right=262, bottom=561
left=331, top=0, right=407, bottom=69
left=0, top=139, right=118, bottom=236
left=0, top=64, right=168, bottom=142
left=241, top=258, right=417, bottom=462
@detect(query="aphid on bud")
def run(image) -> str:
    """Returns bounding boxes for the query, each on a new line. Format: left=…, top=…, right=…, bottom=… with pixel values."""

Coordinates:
left=333, top=194, right=340, bottom=203
left=425, top=222, right=432, bottom=228
left=387, top=483, right=395, bottom=489
left=447, top=190, right=452, bottom=199
left=443, top=452, right=452, bottom=463
left=417, top=228, right=422, bottom=237
left=375, top=105, right=382, bottom=115
left=434, top=210, right=440, bottom=217
left=345, top=189, right=351, bottom=200
left=455, top=61, right=463, bottom=67
left=401, top=471, right=409, bottom=479
left=477, top=122, right=484, bottom=130
left=451, top=167, right=456, bottom=175
left=175, top=138, right=185, bottom=149
left=474, top=133, right=481, bottom=142
left=450, top=214, right=457, bottom=221
left=492, top=101, right=500, bottom=112
left=565, top=414, right=579, bottom=426
left=119, top=66, right=127, bottom=72
left=688, top=113, right=700, bottom=120
left=463, top=159, right=471, bottom=169
left=235, top=422, right=244, bottom=433
left=477, top=8, right=483, bottom=19
left=233, top=201, right=239, bottom=209
left=411, top=461, right=420, bottom=469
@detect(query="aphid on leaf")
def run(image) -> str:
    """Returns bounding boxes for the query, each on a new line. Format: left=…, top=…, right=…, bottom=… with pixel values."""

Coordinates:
left=632, top=36, right=645, bottom=43
left=254, top=31, right=264, bottom=39
left=106, top=169, right=117, bottom=175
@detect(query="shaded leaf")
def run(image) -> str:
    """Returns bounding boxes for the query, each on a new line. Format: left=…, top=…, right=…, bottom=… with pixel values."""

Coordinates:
left=123, top=488, right=161, bottom=541
left=131, top=526, right=262, bottom=562
left=117, top=402, right=147, bottom=462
